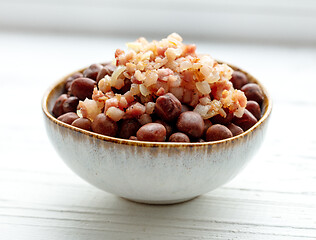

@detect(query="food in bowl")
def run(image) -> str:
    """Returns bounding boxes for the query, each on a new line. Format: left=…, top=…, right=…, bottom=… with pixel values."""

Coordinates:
left=52, top=33, right=264, bottom=143
left=43, top=33, right=272, bottom=204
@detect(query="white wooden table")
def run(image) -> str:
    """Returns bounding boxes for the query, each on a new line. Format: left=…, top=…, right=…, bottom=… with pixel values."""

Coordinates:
left=1, top=32, right=315, bottom=240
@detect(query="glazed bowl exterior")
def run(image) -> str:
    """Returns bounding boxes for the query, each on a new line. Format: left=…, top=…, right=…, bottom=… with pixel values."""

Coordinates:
left=42, top=64, right=272, bottom=204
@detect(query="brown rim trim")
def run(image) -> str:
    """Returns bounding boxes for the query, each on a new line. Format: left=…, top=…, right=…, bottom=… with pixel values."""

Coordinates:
left=42, top=63, right=272, bottom=148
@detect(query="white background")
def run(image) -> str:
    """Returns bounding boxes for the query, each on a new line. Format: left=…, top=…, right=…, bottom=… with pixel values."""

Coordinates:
left=1, top=0, right=316, bottom=44
left=0, top=1, right=316, bottom=239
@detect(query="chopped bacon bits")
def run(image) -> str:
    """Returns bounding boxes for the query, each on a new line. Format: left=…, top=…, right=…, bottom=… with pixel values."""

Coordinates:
left=72, top=34, right=247, bottom=125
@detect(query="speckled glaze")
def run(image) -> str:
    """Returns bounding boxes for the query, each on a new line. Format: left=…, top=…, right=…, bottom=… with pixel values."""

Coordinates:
left=42, top=64, right=272, bottom=204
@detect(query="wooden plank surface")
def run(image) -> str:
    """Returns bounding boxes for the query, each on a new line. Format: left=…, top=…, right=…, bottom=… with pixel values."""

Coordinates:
left=0, top=31, right=315, bottom=239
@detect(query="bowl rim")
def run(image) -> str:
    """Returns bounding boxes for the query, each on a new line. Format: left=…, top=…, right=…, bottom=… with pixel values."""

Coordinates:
left=42, top=63, right=272, bottom=148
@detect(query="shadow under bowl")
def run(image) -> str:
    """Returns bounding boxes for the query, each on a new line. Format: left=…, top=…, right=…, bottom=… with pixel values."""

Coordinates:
left=42, top=63, right=272, bottom=204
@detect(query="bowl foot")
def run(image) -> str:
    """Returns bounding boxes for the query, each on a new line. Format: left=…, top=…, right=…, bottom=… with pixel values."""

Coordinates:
left=122, top=196, right=199, bottom=205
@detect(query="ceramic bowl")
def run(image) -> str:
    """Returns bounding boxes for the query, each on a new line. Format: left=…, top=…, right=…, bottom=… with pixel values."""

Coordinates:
left=42, top=64, right=272, bottom=204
